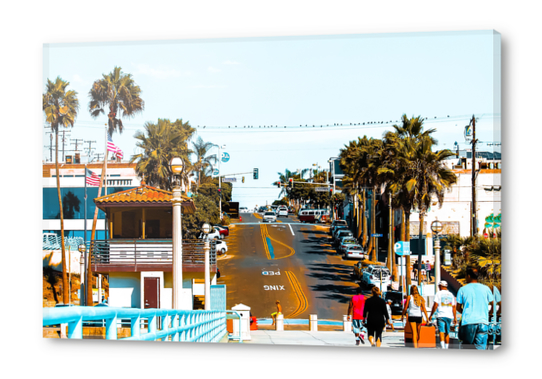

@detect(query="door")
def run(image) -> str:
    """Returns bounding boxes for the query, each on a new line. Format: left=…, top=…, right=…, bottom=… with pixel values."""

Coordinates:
left=144, top=277, right=160, bottom=309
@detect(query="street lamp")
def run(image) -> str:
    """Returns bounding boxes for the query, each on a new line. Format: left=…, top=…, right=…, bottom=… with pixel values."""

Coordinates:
left=170, top=157, right=184, bottom=309
left=431, top=219, right=444, bottom=293
left=78, top=243, right=86, bottom=306
left=202, top=223, right=211, bottom=310
left=211, top=144, right=226, bottom=220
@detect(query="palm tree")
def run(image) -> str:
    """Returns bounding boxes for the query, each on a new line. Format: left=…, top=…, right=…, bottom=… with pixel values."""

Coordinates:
left=191, top=137, right=218, bottom=188
left=274, top=169, right=296, bottom=199
left=131, top=119, right=195, bottom=191
left=87, top=66, right=144, bottom=304
left=43, top=77, right=79, bottom=304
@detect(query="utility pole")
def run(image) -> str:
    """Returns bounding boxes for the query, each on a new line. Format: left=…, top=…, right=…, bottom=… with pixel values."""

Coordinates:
left=45, top=131, right=54, bottom=162
left=60, top=129, right=71, bottom=162
left=470, top=115, right=478, bottom=237
left=71, top=138, right=83, bottom=164
left=84, top=140, right=97, bottom=163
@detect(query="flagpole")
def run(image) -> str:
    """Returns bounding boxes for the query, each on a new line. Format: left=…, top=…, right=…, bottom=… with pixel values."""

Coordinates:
left=84, top=163, right=87, bottom=306
left=104, top=125, right=108, bottom=240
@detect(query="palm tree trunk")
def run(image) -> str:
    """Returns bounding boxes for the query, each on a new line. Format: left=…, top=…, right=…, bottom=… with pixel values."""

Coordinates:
left=404, top=210, right=412, bottom=291
left=55, top=131, right=69, bottom=304
left=87, top=154, right=107, bottom=305
left=369, top=187, right=377, bottom=262
left=362, top=189, right=368, bottom=248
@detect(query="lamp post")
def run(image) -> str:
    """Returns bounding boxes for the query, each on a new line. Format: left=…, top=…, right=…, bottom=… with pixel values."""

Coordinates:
left=202, top=223, right=211, bottom=310
left=170, top=157, right=184, bottom=309
left=431, top=219, right=443, bottom=293
left=211, top=144, right=226, bottom=220
left=78, top=244, right=86, bottom=306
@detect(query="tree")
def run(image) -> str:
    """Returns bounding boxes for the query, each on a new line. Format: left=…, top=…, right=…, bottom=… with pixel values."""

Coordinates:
left=87, top=66, right=144, bottom=304
left=131, top=118, right=195, bottom=191
left=191, top=137, right=218, bottom=189
left=43, top=77, right=79, bottom=304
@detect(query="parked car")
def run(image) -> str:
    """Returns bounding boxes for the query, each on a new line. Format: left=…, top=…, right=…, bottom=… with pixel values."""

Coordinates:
left=361, top=265, right=391, bottom=288
left=198, top=229, right=221, bottom=240
left=333, top=230, right=354, bottom=246
left=258, top=206, right=268, bottom=213
left=239, top=207, right=249, bottom=213
left=332, top=225, right=349, bottom=238
left=337, top=237, right=358, bottom=254
left=263, top=211, right=277, bottom=223
left=330, top=220, right=348, bottom=235
left=277, top=206, right=288, bottom=217
left=383, top=291, right=404, bottom=315
left=215, top=240, right=228, bottom=255
left=213, top=225, right=229, bottom=238
left=343, top=244, right=367, bottom=260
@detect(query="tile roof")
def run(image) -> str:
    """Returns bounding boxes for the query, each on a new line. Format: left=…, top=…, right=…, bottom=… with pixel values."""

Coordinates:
left=94, top=181, right=196, bottom=213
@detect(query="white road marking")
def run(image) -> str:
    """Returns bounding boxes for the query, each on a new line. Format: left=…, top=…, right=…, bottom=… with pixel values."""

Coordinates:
left=289, top=224, right=295, bottom=236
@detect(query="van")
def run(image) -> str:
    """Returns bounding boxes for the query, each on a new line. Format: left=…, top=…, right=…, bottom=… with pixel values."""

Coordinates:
left=298, top=209, right=329, bottom=223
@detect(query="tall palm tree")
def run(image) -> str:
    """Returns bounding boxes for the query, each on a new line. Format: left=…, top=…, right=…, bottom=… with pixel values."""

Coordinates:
left=191, top=137, right=218, bottom=188
left=274, top=169, right=296, bottom=199
left=131, top=119, right=195, bottom=191
left=43, top=77, right=79, bottom=304
left=87, top=66, right=144, bottom=304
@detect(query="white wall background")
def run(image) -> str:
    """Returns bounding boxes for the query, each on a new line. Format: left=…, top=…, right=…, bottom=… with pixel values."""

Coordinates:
left=3, top=1, right=532, bottom=378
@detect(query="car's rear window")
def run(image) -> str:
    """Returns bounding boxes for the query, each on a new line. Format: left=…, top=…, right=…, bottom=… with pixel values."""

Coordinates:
left=265, top=212, right=275, bottom=216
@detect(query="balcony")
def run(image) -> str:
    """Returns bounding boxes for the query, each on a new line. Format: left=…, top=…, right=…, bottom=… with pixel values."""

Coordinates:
left=90, top=239, right=217, bottom=273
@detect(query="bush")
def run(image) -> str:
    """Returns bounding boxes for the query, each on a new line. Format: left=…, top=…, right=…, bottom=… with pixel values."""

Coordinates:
left=221, top=214, right=231, bottom=226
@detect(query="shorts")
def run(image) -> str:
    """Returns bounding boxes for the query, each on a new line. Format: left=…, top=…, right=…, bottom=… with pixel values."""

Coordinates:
left=367, top=324, right=384, bottom=342
left=352, top=319, right=365, bottom=335
left=437, top=318, right=452, bottom=334
left=271, top=312, right=282, bottom=317
left=408, top=316, right=423, bottom=324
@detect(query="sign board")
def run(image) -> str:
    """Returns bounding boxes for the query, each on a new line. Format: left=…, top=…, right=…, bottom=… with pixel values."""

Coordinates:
left=213, top=169, right=219, bottom=176
left=315, top=187, right=329, bottom=192
left=394, top=241, right=411, bottom=256
left=371, top=233, right=383, bottom=237
left=222, top=177, right=236, bottom=183
left=221, top=152, right=230, bottom=162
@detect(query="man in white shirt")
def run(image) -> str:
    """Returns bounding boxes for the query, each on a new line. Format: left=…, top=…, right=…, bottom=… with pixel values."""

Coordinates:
left=429, top=280, right=457, bottom=349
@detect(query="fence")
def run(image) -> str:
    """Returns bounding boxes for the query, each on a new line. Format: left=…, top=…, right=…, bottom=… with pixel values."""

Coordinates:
left=43, top=306, right=227, bottom=342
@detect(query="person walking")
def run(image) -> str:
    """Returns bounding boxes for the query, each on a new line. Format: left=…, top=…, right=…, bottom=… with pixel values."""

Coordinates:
left=271, top=300, right=282, bottom=326
left=401, top=285, right=429, bottom=348
left=456, top=267, right=494, bottom=349
left=347, top=287, right=366, bottom=345
left=429, top=280, right=457, bottom=349
left=363, top=286, right=389, bottom=347
left=425, top=261, right=432, bottom=282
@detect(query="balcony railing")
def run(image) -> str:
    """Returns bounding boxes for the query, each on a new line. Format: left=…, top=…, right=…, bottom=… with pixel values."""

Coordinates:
left=90, top=239, right=217, bottom=273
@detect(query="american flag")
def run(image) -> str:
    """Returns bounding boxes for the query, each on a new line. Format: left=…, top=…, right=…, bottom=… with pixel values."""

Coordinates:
left=85, top=167, right=100, bottom=186
left=107, top=133, right=123, bottom=159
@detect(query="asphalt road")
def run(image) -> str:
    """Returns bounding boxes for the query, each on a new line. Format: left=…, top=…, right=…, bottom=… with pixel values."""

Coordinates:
left=216, top=212, right=367, bottom=321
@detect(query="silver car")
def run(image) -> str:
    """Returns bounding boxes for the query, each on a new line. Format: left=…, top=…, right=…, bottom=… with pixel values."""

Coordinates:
left=263, top=211, right=277, bottom=223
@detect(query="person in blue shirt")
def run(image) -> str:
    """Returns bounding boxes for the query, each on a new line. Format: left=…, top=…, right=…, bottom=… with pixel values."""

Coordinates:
left=456, top=267, right=494, bottom=349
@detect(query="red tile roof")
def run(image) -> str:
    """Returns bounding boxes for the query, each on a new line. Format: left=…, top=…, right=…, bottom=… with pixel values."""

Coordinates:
left=94, top=182, right=196, bottom=213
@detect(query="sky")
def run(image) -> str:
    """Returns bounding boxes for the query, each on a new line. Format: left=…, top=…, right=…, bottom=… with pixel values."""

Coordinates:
left=43, top=30, right=501, bottom=208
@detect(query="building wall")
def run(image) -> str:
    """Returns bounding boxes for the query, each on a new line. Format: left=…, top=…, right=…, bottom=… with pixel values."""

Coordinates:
left=109, top=272, right=140, bottom=308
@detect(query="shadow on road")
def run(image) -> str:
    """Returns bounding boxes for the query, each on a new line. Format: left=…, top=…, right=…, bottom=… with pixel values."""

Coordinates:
left=305, top=263, right=361, bottom=303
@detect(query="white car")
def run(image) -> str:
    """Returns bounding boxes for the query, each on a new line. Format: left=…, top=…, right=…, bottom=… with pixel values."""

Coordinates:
left=215, top=240, right=228, bottom=255
left=361, top=265, right=391, bottom=288
left=343, top=245, right=367, bottom=260
left=263, top=211, right=277, bottom=223
left=239, top=207, right=249, bottom=213
left=198, top=229, right=221, bottom=240
left=277, top=207, right=288, bottom=217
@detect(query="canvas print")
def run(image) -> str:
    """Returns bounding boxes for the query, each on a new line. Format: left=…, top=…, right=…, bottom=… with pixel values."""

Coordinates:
left=42, top=30, right=501, bottom=349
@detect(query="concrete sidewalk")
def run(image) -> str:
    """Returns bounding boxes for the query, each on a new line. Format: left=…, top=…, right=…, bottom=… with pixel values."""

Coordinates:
left=240, top=330, right=405, bottom=348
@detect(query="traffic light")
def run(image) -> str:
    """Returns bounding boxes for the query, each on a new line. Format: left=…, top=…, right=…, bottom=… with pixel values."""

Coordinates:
left=289, top=178, right=293, bottom=188
left=277, top=181, right=281, bottom=188
left=242, top=176, right=245, bottom=183
left=330, top=188, right=333, bottom=196
left=218, top=188, right=222, bottom=196
left=253, top=168, right=259, bottom=179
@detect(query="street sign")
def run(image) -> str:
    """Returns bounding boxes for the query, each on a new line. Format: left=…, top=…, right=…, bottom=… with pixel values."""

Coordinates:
left=221, top=152, right=230, bottom=162
left=371, top=233, right=383, bottom=237
left=222, top=177, right=236, bottom=183
left=213, top=169, right=219, bottom=176
left=394, top=241, right=411, bottom=256
left=315, top=187, right=329, bottom=192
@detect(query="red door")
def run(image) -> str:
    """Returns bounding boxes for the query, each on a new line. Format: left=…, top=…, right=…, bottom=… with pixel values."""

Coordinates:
left=144, top=277, right=160, bottom=309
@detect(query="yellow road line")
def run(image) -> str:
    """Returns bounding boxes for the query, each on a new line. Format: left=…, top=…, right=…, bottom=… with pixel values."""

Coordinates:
left=260, top=224, right=296, bottom=260
left=253, top=212, right=263, bottom=219
left=285, top=271, right=308, bottom=318
left=260, top=224, right=271, bottom=260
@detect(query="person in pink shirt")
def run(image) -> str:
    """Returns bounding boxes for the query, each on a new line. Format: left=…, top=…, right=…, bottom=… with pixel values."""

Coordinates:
left=347, top=287, right=366, bottom=345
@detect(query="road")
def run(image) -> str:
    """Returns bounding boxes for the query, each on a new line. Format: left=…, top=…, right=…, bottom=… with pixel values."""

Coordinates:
left=216, top=212, right=366, bottom=321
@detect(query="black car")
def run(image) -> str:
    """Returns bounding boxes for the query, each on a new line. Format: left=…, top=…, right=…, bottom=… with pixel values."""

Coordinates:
left=383, top=290, right=404, bottom=315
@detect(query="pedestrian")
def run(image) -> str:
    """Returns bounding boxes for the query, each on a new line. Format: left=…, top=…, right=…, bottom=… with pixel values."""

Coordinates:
left=271, top=300, right=282, bottom=326
left=412, top=261, right=418, bottom=281
left=428, top=280, right=457, bottom=349
left=363, top=286, right=389, bottom=347
left=456, top=267, right=494, bottom=349
left=425, top=260, right=432, bottom=282
left=401, top=285, right=429, bottom=348
left=385, top=299, right=395, bottom=332
left=347, top=287, right=366, bottom=345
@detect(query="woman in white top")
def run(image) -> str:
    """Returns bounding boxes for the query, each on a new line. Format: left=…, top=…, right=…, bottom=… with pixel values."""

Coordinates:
left=401, top=285, right=429, bottom=348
